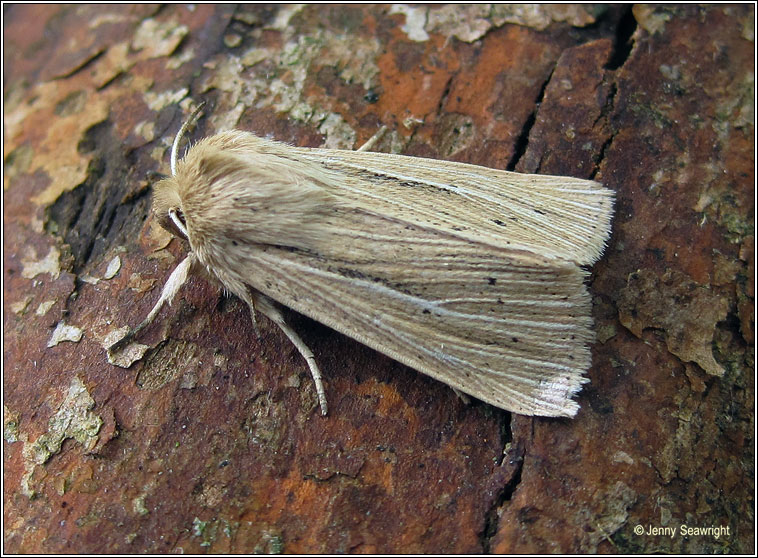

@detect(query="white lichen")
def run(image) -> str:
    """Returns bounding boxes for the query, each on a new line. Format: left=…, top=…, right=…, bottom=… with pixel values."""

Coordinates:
left=47, top=321, right=84, bottom=347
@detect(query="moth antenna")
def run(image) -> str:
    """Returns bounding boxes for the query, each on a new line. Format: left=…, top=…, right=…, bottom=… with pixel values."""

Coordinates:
left=171, top=102, right=206, bottom=176
left=168, top=208, right=189, bottom=239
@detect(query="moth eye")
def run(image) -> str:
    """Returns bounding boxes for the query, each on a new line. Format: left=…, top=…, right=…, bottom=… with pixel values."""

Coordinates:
left=168, top=208, right=189, bottom=240
left=173, top=208, right=187, bottom=227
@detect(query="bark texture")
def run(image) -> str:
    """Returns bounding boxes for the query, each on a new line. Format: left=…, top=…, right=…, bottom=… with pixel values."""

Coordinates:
left=4, top=4, right=753, bottom=553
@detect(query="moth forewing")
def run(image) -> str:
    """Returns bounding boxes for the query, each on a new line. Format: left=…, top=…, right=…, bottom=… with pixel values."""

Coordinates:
left=292, top=147, right=614, bottom=266
left=121, top=125, right=613, bottom=418
left=202, top=200, right=598, bottom=417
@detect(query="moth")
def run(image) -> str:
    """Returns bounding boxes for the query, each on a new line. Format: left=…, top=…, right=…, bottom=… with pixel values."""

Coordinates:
left=111, top=104, right=614, bottom=417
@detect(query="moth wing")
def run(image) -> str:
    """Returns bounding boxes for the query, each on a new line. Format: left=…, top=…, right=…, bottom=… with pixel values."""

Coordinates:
left=291, top=147, right=614, bottom=266
left=232, top=210, right=594, bottom=417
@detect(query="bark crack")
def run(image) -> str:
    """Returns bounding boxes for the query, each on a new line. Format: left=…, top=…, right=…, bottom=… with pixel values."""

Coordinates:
left=605, top=5, right=637, bottom=71
left=506, top=71, right=552, bottom=171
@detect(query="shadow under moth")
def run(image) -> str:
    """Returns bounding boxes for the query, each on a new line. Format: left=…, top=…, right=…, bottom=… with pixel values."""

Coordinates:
left=110, top=104, right=614, bottom=417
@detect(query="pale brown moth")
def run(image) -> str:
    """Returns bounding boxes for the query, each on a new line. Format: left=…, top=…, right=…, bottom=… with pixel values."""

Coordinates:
left=111, top=104, right=614, bottom=417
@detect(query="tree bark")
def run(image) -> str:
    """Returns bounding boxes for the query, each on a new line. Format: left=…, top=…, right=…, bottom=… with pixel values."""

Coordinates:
left=4, top=4, right=753, bottom=553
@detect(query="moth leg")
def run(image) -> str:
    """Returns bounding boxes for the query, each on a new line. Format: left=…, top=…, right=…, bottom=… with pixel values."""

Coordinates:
left=253, top=294, right=329, bottom=416
left=242, top=293, right=262, bottom=339
left=451, top=387, right=472, bottom=406
left=109, top=255, right=195, bottom=352
left=214, top=272, right=263, bottom=340
left=356, top=125, right=388, bottom=152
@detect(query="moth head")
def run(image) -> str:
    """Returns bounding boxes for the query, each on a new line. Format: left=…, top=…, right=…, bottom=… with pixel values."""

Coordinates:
left=153, top=177, right=189, bottom=241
